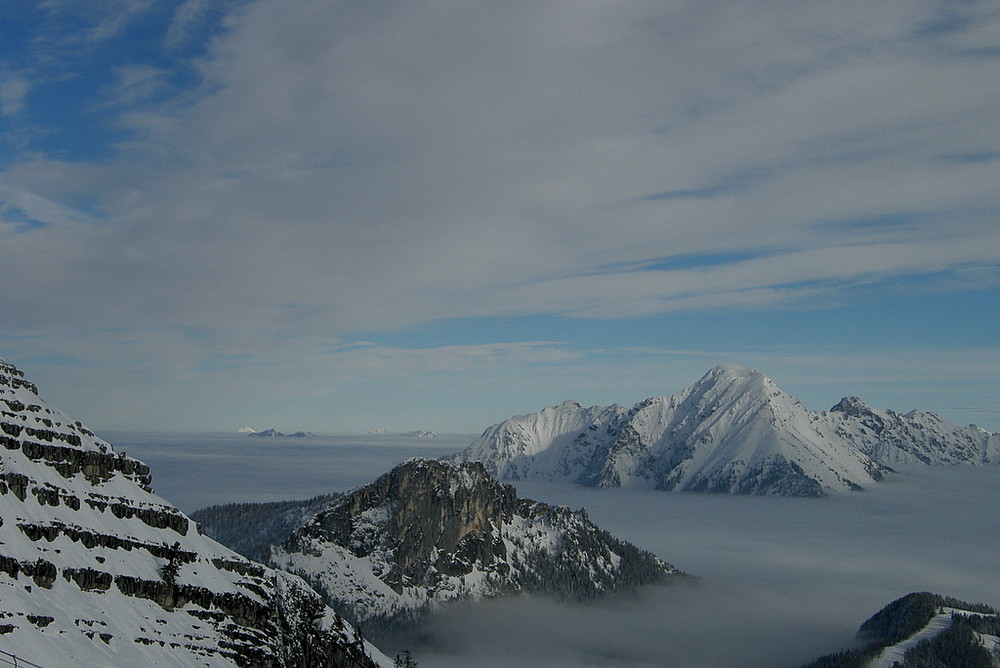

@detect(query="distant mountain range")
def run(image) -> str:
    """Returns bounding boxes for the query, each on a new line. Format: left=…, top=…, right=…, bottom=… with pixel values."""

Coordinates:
left=452, top=364, right=998, bottom=497
left=0, top=358, right=387, bottom=667
left=239, top=428, right=440, bottom=438
left=365, top=429, right=440, bottom=439
left=6, top=352, right=998, bottom=665
left=248, top=428, right=315, bottom=437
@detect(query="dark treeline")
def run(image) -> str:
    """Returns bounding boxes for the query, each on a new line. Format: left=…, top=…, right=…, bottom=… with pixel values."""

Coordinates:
left=801, top=593, right=999, bottom=668
left=191, top=493, right=341, bottom=562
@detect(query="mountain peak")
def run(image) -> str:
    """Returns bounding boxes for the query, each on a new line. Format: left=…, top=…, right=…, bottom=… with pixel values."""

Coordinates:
left=696, top=363, right=772, bottom=389
left=454, top=364, right=895, bottom=495
left=830, top=395, right=875, bottom=417
left=272, top=457, right=679, bottom=633
left=705, top=362, right=758, bottom=377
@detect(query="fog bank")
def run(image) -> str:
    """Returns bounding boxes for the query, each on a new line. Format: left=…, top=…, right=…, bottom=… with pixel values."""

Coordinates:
left=118, top=434, right=1000, bottom=666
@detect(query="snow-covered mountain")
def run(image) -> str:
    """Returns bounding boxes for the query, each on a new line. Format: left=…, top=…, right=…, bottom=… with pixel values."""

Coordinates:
left=803, top=592, right=1000, bottom=667
left=0, top=358, right=388, bottom=668
left=271, top=458, right=679, bottom=633
left=453, top=364, right=998, bottom=496
left=827, top=396, right=999, bottom=466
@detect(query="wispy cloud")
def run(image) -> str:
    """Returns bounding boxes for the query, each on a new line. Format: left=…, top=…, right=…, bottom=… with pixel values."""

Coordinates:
left=0, top=74, right=28, bottom=116
left=0, top=1, right=997, bottom=430
left=6, top=3, right=999, bottom=325
left=38, top=0, right=155, bottom=44
left=164, top=0, right=215, bottom=48
left=94, top=65, right=173, bottom=110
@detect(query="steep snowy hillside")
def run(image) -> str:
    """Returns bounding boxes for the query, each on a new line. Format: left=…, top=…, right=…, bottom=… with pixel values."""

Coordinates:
left=0, top=358, right=388, bottom=668
left=456, top=364, right=891, bottom=495
left=455, top=364, right=998, bottom=496
left=271, top=458, right=679, bottom=634
left=803, top=592, right=1000, bottom=667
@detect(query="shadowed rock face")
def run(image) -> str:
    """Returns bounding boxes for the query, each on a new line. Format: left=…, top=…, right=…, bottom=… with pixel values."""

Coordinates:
left=275, top=458, right=679, bottom=634
left=296, top=460, right=518, bottom=589
left=0, top=358, right=384, bottom=668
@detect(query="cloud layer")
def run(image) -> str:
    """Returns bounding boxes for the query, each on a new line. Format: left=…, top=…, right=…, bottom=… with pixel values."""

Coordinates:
left=121, top=433, right=1000, bottom=667
left=0, top=1, right=998, bottom=429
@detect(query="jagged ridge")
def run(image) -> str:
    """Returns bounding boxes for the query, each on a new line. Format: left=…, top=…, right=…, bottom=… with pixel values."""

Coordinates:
left=453, top=364, right=998, bottom=497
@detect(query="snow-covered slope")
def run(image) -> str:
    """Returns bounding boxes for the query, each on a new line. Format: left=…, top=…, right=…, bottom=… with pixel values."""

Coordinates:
left=804, top=592, right=1000, bottom=667
left=0, top=358, right=389, bottom=668
left=271, top=458, right=679, bottom=633
left=456, top=364, right=900, bottom=496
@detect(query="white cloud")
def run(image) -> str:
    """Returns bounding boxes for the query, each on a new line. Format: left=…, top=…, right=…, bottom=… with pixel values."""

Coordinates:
left=164, top=0, right=214, bottom=47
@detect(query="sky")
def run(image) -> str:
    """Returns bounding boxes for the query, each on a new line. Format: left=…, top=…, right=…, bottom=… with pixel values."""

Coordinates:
left=1, top=0, right=998, bottom=433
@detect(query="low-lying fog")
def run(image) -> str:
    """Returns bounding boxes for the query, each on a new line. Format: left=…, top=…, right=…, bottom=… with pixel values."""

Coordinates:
left=113, top=432, right=1000, bottom=667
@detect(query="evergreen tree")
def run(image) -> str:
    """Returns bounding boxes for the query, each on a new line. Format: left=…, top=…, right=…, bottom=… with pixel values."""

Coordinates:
left=394, top=649, right=417, bottom=668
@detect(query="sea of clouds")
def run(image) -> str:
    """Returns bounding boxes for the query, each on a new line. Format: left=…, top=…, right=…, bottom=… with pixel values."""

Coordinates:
left=114, top=432, right=1000, bottom=667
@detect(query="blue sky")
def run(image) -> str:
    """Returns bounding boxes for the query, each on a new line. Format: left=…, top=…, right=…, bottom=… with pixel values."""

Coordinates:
left=1, top=1, right=998, bottom=433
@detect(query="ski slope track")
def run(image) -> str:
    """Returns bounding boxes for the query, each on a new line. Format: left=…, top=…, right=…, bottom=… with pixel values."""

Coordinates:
left=868, top=607, right=1000, bottom=668
left=0, top=358, right=390, bottom=668
left=805, top=592, right=1000, bottom=667
left=455, top=364, right=999, bottom=496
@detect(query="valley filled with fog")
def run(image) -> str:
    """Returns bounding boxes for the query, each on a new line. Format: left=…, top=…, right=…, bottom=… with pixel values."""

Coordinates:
left=113, top=432, right=1000, bottom=668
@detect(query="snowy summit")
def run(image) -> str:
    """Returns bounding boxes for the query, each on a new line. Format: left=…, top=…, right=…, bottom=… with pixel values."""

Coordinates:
left=453, top=364, right=999, bottom=496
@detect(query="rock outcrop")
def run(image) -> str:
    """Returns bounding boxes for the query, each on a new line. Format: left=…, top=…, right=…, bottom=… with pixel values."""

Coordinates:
left=270, top=458, right=679, bottom=634
left=0, top=358, right=388, bottom=668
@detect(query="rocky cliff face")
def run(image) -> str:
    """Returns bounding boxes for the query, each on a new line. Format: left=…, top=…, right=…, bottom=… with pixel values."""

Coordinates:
left=271, top=458, right=678, bottom=633
left=454, top=364, right=997, bottom=497
left=0, top=358, right=388, bottom=668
